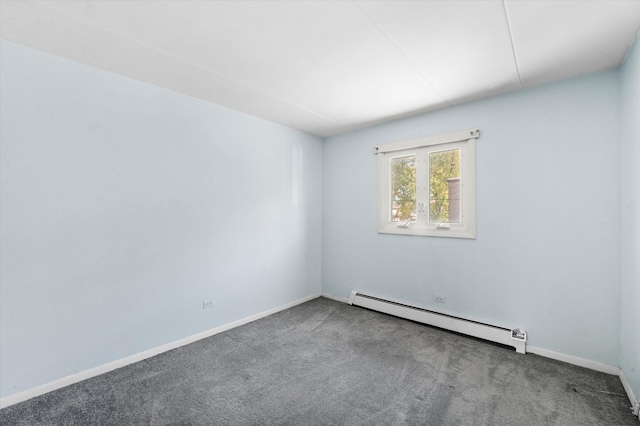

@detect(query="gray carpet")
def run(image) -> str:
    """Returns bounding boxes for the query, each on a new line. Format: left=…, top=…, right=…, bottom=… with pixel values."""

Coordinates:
left=0, top=297, right=636, bottom=425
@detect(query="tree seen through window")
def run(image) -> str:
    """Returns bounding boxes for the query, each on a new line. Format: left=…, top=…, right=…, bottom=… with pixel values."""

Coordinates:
left=429, top=149, right=460, bottom=223
left=391, top=155, right=416, bottom=222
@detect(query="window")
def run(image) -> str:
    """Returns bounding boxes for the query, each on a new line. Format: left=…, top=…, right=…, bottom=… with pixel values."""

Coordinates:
left=375, top=129, right=478, bottom=238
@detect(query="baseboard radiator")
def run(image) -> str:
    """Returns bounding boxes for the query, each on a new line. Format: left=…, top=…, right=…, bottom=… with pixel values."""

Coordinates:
left=348, top=291, right=527, bottom=354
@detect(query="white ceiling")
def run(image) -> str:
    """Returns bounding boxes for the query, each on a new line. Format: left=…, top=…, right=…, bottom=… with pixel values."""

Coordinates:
left=2, top=0, right=639, bottom=137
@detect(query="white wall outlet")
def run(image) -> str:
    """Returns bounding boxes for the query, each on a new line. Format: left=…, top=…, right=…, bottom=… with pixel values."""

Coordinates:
left=203, top=299, right=215, bottom=309
left=433, top=295, right=446, bottom=303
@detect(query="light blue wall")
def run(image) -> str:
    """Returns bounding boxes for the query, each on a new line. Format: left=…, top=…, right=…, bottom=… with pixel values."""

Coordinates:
left=323, top=70, right=622, bottom=366
left=0, top=40, right=323, bottom=399
left=620, top=31, right=640, bottom=405
left=1, top=33, right=636, bottom=404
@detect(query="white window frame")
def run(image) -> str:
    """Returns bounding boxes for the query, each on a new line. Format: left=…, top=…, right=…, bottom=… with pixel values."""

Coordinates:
left=375, top=129, right=478, bottom=239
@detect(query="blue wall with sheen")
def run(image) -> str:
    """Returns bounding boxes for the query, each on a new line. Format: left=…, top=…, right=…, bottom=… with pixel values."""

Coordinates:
left=2, top=32, right=639, bottom=405
left=323, top=69, right=622, bottom=366
left=620, top=32, right=640, bottom=407
left=0, top=40, right=323, bottom=398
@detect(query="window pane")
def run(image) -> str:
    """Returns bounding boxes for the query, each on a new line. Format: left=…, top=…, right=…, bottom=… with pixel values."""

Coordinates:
left=391, top=155, right=416, bottom=222
left=429, top=149, right=461, bottom=223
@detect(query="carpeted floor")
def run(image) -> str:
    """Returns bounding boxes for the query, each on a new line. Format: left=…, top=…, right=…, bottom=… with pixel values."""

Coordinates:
left=0, top=297, right=636, bottom=425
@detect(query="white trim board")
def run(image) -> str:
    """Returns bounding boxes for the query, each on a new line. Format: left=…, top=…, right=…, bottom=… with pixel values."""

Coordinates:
left=4, top=294, right=638, bottom=421
left=620, top=370, right=640, bottom=419
left=527, top=345, right=620, bottom=375
left=320, top=292, right=349, bottom=304
left=331, top=293, right=639, bottom=414
left=523, top=346, right=638, bottom=416
left=0, top=293, right=321, bottom=409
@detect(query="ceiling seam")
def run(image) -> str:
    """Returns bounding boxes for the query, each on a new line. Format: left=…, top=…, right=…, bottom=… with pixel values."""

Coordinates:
left=352, top=0, right=451, bottom=107
left=502, top=0, right=524, bottom=88
left=34, top=0, right=341, bottom=125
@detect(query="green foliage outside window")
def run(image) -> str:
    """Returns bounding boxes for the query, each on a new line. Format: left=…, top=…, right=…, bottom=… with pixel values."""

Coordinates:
left=429, top=149, right=460, bottom=223
left=391, top=155, right=416, bottom=221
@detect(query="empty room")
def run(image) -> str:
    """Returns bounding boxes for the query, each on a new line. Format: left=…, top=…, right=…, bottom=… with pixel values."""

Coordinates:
left=1, top=1, right=639, bottom=424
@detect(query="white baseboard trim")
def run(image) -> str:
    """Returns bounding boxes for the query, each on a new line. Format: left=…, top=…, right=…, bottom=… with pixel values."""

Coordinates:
left=320, top=292, right=349, bottom=303
left=332, top=291, right=638, bottom=412
left=328, top=297, right=640, bottom=417
left=0, top=293, right=321, bottom=410
left=527, top=345, right=620, bottom=375
left=528, top=345, right=640, bottom=418
left=619, top=369, right=640, bottom=419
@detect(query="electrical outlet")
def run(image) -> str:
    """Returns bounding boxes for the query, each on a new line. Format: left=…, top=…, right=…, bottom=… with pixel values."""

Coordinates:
left=203, top=299, right=215, bottom=309
left=433, top=295, right=446, bottom=303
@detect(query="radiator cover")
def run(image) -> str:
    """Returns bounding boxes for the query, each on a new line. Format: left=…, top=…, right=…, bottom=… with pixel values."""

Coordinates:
left=348, top=291, right=527, bottom=354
